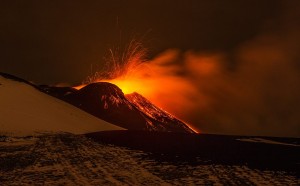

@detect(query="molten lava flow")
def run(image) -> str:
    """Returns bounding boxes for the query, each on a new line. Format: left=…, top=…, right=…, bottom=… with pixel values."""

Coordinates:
left=105, top=76, right=199, bottom=133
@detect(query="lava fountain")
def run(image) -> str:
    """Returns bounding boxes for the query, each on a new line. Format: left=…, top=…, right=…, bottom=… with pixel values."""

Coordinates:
left=83, top=39, right=150, bottom=94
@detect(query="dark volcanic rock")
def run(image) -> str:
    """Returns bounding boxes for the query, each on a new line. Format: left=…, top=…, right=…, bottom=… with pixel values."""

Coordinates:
left=39, top=85, right=77, bottom=98
left=63, top=83, right=148, bottom=130
left=126, top=92, right=195, bottom=133
left=62, top=82, right=195, bottom=133
left=86, top=131, right=300, bottom=172
left=0, top=72, right=36, bottom=87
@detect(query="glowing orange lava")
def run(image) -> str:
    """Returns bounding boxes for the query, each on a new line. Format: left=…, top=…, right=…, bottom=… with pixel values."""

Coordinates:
left=76, top=40, right=199, bottom=133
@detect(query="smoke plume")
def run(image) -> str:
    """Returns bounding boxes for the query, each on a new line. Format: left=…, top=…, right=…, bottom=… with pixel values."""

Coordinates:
left=86, top=1, right=300, bottom=137
left=114, top=11, right=300, bottom=137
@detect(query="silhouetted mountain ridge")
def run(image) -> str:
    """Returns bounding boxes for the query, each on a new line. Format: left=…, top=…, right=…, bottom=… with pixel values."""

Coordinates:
left=0, top=72, right=36, bottom=87
left=49, top=82, right=195, bottom=133
left=0, top=72, right=195, bottom=133
left=62, top=82, right=147, bottom=130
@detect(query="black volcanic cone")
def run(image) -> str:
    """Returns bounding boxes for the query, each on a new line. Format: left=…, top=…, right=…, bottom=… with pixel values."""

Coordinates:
left=41, top=82, right=195, bottom=133
left=64, top=82, right=147, bottom=130
left=1, top=72, right=194, bottom=133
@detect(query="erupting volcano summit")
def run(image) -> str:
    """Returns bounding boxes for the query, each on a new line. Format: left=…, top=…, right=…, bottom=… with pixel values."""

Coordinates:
left=42, top=82, right=196, bottom=133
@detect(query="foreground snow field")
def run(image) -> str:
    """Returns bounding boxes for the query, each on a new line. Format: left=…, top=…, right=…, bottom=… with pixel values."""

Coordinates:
left=0, top=73, right=298, bottom=185
left=0, top=133, right=298, bottom=185
left=0, top=76, right=123, bottom=136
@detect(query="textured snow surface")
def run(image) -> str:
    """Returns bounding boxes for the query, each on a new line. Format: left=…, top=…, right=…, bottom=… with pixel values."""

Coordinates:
left=0, top=134, right=298, bottom=185
left=237, top=138, right=300, bottom=147
left=0, top=76, right=123, bottom=136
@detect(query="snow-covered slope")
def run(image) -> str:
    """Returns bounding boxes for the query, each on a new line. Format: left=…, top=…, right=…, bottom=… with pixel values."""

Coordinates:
left=0, top=75, right=123, bottom=136
left=1, top=133, right=298, bottom=185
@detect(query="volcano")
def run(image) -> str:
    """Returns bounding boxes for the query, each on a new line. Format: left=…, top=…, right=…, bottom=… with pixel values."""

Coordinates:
left=43, top=82, right=195, bottom=133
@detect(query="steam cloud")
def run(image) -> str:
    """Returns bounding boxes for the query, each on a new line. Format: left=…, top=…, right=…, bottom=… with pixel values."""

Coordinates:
left=132, top=10, right=300, bottom=137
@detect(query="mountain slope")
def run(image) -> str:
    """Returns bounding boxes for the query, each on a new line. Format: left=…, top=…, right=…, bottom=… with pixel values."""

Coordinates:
left=63, top=83, right=148, bottom=130
left=0, top=75, right=123, bottom=136
left=126, top=92, right=195, bottom=133
left=60, top=82, right=195, bottom=133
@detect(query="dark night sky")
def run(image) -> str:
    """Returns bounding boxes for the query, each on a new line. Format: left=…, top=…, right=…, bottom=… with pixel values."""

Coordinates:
left=1, top=1, right=300, bottom=137
left=0, top=0, right=287, bottom=84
